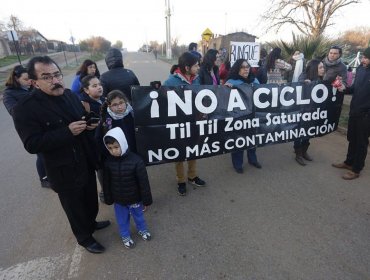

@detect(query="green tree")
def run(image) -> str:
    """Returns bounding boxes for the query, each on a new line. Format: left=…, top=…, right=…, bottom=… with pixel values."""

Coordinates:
left=268, top=33, right=336, bottom=60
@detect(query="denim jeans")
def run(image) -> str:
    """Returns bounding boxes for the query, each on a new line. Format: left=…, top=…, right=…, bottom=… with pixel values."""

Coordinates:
left=231, top=148, right=257, bottom=169
left=114, top=202, right=148, bottom=238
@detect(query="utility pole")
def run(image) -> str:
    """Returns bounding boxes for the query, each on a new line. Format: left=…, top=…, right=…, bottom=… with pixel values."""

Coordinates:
left=61, top=42, right=68, bottom=67
left=70, top=31, right=78, bottom=65
left=165, top=0, right=172, bottom=59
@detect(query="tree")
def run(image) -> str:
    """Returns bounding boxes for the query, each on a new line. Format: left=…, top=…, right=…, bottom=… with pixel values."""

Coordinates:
left=263, top=0, right=360, bottom=37
left=268, top=33, right=336, bottom=60
left=7, top=15, right=24, bottom=31
left=339, top=26, right=370, bottom=52
left=79, top=36, right=111, bottom=53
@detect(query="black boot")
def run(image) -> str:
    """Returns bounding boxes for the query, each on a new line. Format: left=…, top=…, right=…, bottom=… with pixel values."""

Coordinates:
left=295, top=147, right=306, bottom=166
left=302, top=144, right=312, bottom=161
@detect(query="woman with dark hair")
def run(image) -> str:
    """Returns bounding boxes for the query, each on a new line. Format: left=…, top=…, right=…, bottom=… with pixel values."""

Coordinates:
left=3, top=65, right=31, bottom=115
left=266, top=47, right=292, bottom=84
left=3, top=65, right=50, bottom=188
left=71, top=59, right=100, bottom=98
left=294, top=59, right=325, bottom=166
left=225, top=59, right=262, bottom=173
left=198, top=49, right=220, bottom=85
left=163, top=52, right=206, bottom=196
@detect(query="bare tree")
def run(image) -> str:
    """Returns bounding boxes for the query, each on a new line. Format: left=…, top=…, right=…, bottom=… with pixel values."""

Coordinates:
left=263, top=0, right=360, bottom=37
left=340, top=26, right=370, bottom=51
left=7, top=15, right=24, bottom=31
left=0, top=20, right=6, bottom=31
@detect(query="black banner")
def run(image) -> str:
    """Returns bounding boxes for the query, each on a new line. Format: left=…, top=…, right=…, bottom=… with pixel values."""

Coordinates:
left=131, top=82, right=343, bottom=165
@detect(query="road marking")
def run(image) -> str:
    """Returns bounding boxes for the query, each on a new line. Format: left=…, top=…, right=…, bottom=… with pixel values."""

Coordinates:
left=0, top=254, right=69, bottom=279
left=0, top=246, right=83, bottom=279
left=67, top=245, right=82, bottom=279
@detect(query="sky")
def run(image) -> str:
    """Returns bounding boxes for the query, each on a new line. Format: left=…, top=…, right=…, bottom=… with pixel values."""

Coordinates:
left=1, top=0, right=369, bottom=51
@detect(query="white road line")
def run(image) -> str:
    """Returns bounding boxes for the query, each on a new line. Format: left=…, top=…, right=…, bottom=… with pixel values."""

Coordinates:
left=67, top=245, right=82, bottom=279
left=0, top=254, right=69, bottom=280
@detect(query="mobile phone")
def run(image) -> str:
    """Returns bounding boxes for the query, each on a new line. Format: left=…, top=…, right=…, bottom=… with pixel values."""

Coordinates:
left=86, top=117, right=100, bottom=125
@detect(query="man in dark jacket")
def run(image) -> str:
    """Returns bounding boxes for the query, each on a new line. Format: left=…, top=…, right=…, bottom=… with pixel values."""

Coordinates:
left=12, top=56, right=110, bottom=253
left=323, top=45, right=348, bottom=86
left=332, top=47, right=370, bottom=180
left=100, top=48, right=140, bottom=102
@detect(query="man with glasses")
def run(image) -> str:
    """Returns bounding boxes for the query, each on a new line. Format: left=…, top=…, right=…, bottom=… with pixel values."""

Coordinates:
left=12, top=56, right=110, bottom=253
left=332, top=48, right=370, bottom=180
left=323, top=45, right=347, bottom=86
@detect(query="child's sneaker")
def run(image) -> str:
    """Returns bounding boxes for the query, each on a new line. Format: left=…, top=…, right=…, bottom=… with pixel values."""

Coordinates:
left=177, top=183, right=187, bottom=196
left=122, top=237, right=135, bottom=249
left=188, top=176, right=206, bottom=187
left=138, top=230, right=152, bottom=241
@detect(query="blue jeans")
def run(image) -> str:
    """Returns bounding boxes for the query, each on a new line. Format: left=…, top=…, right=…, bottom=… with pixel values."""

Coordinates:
left=231, top=148, right=257, bottom=169
left=114, top=202, right=148, bottom=238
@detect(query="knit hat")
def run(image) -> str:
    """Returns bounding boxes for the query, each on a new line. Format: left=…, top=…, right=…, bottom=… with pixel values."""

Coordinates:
left=363, top=47, right=370, bottom=59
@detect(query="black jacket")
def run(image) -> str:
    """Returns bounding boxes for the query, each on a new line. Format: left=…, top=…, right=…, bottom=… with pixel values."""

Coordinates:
left=349, top=65, right=370, bottom=115
left=2, top=87, right=29, bottom=116
left=103, top=151, right=152, bottom=206
left=12, top=89, right=97, bottom=193
left=80, top=92, right=104, bottom=115
left=198, top=65, right=220, bottom=85
left=100, top=49, right=140, bottom=101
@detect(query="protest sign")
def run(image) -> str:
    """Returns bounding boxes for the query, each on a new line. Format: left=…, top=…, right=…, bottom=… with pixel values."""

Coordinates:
left=132, top=82, right=343, bottom=165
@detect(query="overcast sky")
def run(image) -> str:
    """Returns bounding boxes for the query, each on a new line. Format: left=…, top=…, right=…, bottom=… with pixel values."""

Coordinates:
left=1, top=0, right=369, bottom=51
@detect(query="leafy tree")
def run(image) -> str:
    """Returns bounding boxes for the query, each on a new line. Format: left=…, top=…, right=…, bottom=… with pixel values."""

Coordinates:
left=263, top=0, right=360, bottom=37
left=268, top=33, right=336, bottom=60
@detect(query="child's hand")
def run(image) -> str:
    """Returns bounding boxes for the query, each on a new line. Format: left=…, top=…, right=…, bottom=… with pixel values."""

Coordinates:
left=143, top=206, right=148, bottom=212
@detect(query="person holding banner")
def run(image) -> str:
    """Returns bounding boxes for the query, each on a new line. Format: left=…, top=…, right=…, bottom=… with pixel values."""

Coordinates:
left=294, top=59, right=325, bottom=165
left=322, top=45, right=347, bottom=87
left=332, top=48, right=370, bottom=180
left=163, top=52, right=206, bottom=196
left=266, top=47, right=292, bottom=84
left=225, top=59, right=262, bottom=173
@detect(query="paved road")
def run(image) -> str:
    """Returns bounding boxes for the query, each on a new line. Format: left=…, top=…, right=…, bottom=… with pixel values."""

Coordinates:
left=0, top=52, right=369, bottom=280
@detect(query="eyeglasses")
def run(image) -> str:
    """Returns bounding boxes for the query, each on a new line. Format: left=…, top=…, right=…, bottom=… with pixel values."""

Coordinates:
left=240, top=65, right=250, bottom=69
left=39, top=73, right=63, bottom=83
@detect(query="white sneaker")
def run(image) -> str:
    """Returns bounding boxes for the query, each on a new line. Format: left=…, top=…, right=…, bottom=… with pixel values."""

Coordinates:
left=138, top=230, right=152, bottom=241
left=122, top=237, right=135, bottom=249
